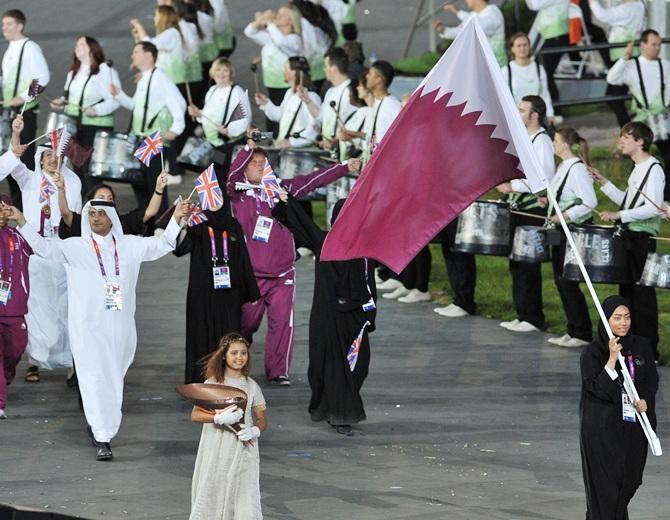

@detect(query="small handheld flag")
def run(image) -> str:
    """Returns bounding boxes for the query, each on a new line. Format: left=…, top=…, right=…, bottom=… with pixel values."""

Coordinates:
left=259, top=160, right=281, bottom=208
left=38, top=176, right=55, bottom=204
left=49, top=128, right=71, bottom=157
left=188, top=206, right=208, bottom=227
left=346, top=321, right=370, bottom=372
left=194, top=164, right=224, bottom=211
left=134, top=130, right=163, bottom=167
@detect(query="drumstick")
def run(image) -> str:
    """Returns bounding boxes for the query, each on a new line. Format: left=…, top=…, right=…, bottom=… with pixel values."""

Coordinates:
left=250, top=63, right=261, bottom=93
left=510, top=209, right=547, bottom=221
left=24, top=131, right=50, bottom=147
left=320, top=155, right=339, bottom=163
left=580, top=201, right=604, bottom=218
left=651, top=236, right=670, bottom=242
left=635, top=187, right=664, bottom=211
left=185, top=82, right=196, bottom=122
left=329, top=100, right=347, bottom=131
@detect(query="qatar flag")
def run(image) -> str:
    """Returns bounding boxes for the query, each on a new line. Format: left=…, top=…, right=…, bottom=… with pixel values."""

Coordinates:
left=321, top=17, right=549, bottom=273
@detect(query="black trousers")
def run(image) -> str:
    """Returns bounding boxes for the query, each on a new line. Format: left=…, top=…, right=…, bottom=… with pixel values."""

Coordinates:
left=399, top=246, right=432, bottom=293
left=6, top=108, right=38, bottom=209
left=509, top=210, right=546, bottom=328
left=77, top=123, right=113, bottom=197
left=653, top=140, right=670, bottom=200
left=266, top=87, right=288, bottom=137
left=539, top=34, right=571, bottom=110
left=606, top=84, right=631, bottom=128
left=440, top=220, right=477, bottom=314
left=551, top=241, right=593, bottom=341
left=132, top=152, right=168, bottom=216
left=620, top=231, right=658, bottom=358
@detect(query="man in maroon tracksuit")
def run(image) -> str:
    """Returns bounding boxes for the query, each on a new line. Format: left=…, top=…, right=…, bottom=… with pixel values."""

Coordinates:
left=0, top=193, right=32, bottom=418
left=227, top=131, right=360, bottom=385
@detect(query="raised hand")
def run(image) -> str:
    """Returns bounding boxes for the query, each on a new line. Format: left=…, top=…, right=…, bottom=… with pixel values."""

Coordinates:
left=347, top=158, right=362, bottom=172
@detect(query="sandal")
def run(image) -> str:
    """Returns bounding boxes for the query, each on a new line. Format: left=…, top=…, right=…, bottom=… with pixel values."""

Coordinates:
left=24, top=365, right=40, bottom=383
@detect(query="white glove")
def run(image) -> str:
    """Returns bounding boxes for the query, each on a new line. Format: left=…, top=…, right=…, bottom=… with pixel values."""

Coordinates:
left=213, top=406, right=244, bottom=425
left=236, top=425, right=261, bottom=441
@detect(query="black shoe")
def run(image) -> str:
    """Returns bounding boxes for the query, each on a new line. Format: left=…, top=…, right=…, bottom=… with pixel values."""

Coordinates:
left=268, top=376, right=290, bottom=386
left=94, top=441, right=113, bottom=461
left=66, top=371, right=78, bottom=388
left=335, top=425, right=353, bottom=436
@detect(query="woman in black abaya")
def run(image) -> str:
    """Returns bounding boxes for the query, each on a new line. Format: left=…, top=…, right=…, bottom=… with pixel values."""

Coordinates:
left=272, top=192, right=376, bottom=436
left=174, top=197, right=260, bottom=384
left=580, top=295, right=658, bottom=520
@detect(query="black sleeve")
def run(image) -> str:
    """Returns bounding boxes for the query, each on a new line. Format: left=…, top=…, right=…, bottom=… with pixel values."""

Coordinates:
left=271, top=193, right=326, bottom=255
left=120, top=208, right=148, bottom=236
left=235, top=221, right=261, bottom=303
left=58, top=212, right=82, bottom=239
left=580, top=344, right=621, bottom=403
left=173, top=226, right=195, bottom=258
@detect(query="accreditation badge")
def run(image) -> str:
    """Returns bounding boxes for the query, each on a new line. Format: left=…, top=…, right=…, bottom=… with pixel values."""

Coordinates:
left=622, top=392, right=637, bottom=423
left=212, top=266, right=232, bottom=289
left=104, top=282, right=123, bottom=311
left=362, top=297, right=376, bottom=312
left=0, top=280, right=11, bottom=305
left=252, top=216, right=273, bottom=242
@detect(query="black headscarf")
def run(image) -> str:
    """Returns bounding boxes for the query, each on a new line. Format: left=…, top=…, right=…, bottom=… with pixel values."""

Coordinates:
left=597, top=295, right=634, bottom=353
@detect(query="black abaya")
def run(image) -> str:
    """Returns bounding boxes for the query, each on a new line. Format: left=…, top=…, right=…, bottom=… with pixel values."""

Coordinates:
left=580, top=296, right=658, bottom=520
left=273, top=195, right=376, bottom=426
left=174, top=206, right=260, bottom=384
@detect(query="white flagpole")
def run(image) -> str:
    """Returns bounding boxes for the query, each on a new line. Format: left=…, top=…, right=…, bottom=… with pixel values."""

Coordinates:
left=545, top=185, right=662, bottom=456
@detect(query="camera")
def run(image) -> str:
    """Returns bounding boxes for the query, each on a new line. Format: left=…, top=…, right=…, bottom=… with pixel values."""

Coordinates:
left=251, top=131, right=274, bottom=142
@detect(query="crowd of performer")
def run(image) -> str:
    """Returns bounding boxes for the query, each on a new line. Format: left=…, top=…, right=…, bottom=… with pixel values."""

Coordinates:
left=0, top=2, right=664, bottom=519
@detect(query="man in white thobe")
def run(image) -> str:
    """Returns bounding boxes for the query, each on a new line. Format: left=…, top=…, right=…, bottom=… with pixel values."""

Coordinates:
left=3, top=198, right=191, bottom=460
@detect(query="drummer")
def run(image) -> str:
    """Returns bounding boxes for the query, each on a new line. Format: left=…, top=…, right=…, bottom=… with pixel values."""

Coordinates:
left=49, top=36, right=120, bottom=194
left=496, top=95, right=555, bottom=333
left=113, top=41, right=186, bottom=215
left=187, top=58, right=252, bottom=180
left=545, top=128, right=597, bottom=348
left=589, top=122, right=665, bottom=359
left=1, top=8, right=50, bottom=207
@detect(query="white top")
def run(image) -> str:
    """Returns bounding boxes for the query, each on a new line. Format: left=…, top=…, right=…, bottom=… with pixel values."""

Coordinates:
left=179, top=20, right=201, bottom=60
left=501, top=61, right=555, bottom=118
left=63, top=62, right=120, bottom=117
left=589, top=1, right=645, bottom=41
left=601, top=156, right=665, bottom=223
left=197, top=11, right=216, bottom=47
left=209, top=0, right=231, bottom=33
left=1, top=37, right=51, bottom=101
left=318, top=79, right=356, bottom=139
left=116, top=67, right=187, bottom=135
left=511, top=128, right=555, bottom=192
left=318, top=0, right=349, bottom=32
left=363, top=95, right=402, bottom=145
left=260, top=88, right=321, bottom=146
left=301, top=16, right=332, bottom=65
left=606, top=55, right=670, bottom=112
left=200, top=84, right=252, bottom=144
left=439, top=5, right=505, bottom=64
left=243, top=23, right=303, bottom=88
left=549, top=157, right=597, bottom=222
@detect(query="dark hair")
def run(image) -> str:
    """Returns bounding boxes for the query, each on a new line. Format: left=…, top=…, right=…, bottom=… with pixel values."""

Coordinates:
left=556, top=127, right=590, bottom=165
left=135, top=41, right=158, bottom=61
left=621, top=121, right=654, bottom=152
left=86, top=183, right=116, bottom=203
left=521, top=94, right=547, bottom=126
left=197, top=0, right=213, bottom=15
left=641, top=29, right=661, bottom=43
left=371, top=60, right=394, bottom=88
left=71, top=36, right=107, bottom=76
left=348, top=77, right=366, bottom=108
left=342, top=22, right=358, bottom=42
left=343, top=41, right=364, bottom=65
left=203, top=333, right=251, bottom=381
left=325, top=47, right=349, bottom=75
left=290, top=0, right=337, bottom=47
left=288, top=56, right=315, bottom=90
left=252, top=147, right=268, bottom=159
left=2, top=9, right=26, bottom=27
left=174, top=0, right=204, bottom=40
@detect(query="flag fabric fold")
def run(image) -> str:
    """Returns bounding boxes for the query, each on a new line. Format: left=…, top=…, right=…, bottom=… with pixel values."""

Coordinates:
left=321, top=17, right=548, bottom=273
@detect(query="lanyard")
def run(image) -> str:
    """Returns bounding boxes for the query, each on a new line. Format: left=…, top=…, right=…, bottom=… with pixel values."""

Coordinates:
left=91, top=236, right=119, bottom=280
left=626, top=354, right=636, bottom=381
left=0, top=232, right=16, bottom=282
left=254, top=192, right=262, bottom=215
left=208, top=227, right=229, bottom=265
left=363, top=258, right=373, bottom=298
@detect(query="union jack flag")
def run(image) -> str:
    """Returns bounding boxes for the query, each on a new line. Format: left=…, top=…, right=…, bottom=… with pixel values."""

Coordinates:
left=194, top=164, right=224, bottom=211
left=346, top=321, right=370, bottom=372
left=38, top=175, right=55, bottom=204
left=188, top=207, right=208, bottom=227
left=134, top=130, right=163, bottom=167
left=259, top=160, right=281, bottom=208
left=49, top=128, right=71, bottom=157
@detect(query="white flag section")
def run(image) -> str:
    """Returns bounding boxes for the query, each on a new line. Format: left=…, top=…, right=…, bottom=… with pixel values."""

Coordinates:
left=420, top=17, right=550, bottom=193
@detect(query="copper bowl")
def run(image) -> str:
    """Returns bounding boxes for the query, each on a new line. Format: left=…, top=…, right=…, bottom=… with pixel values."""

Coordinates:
left=176, top=383, right=248, bottom=411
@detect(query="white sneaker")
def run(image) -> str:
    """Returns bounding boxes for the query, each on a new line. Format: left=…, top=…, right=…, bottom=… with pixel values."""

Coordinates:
left=434, top=303, right=469, bottom=317
left=397, top=289, right=431, bottom=303
left=296, top=247, right=314, bottom=259
left=548, top=334, right=571, bottom=345
left=166, top=174, right=183, bottom=186
left=506, top=320, right=540, bottom=333
left=500, top=319, right=519, bottom=330
left=374, top=269, right=384, bottom=284
left=559, top=337, right=590, bottom=348
left=0, top=409, right=6, bottom=419
left=382, top=286, right=410, bottom=299
left=376, top=278, right=403, bottom=291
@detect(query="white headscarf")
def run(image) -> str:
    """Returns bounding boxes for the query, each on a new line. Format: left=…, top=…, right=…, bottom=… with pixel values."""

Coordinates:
left=80, top=199, right=124, bottom=238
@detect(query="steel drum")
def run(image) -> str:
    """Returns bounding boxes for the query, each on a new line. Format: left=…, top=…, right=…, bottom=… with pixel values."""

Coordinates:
left=177, top=136, right=214, bottom=171
left=44, top=111, right=78, bottom=137
left=0, top=110, right=11, bottom=153
left=562, top=224, right=630, bottom=283
left=639, top=252, right=670, bottom=288
left=279, top=148, right=329, bottom=200
left=453, top=200, right=512, bottom=256
left=89, top=131, right=143, bottom=184
left=510, top=225, right=549, bottom=263
left=647, top=112, right=670, bottom=141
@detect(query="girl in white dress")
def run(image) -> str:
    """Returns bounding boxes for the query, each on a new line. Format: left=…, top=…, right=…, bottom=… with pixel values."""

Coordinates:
left=189, top=333, right=267, bottom=520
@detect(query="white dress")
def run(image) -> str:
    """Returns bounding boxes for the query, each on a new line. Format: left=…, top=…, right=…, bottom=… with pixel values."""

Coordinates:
left=190, top=376, right=266, bottom=520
